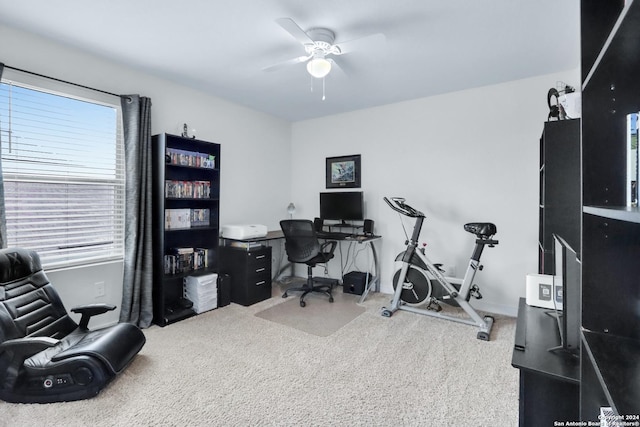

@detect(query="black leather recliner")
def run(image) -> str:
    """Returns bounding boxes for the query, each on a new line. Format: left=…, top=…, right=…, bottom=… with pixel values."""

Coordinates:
left=0, top=248, right=146, bottom=403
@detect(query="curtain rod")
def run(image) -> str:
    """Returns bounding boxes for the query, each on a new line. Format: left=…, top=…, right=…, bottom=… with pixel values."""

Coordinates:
left=4, top=64, right=120, bottom=98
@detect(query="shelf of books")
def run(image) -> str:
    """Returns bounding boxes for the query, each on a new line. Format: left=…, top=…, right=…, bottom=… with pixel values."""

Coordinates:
left=152, top=133, right=221, bottom=326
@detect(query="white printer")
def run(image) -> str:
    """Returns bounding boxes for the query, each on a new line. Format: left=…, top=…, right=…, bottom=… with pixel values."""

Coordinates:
left=220, top=224, right=268, bottom=240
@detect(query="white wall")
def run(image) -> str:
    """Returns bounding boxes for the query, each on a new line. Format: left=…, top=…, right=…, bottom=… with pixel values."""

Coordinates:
left=1, top=23, right=579, bottom=320
left=291, top=69, right=580, bottom=316
left=1, top=25, right=291, bottom=327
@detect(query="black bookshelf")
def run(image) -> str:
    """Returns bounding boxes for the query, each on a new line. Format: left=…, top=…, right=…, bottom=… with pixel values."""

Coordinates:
left=538, top=119, right=581, bottom=274
left=580, top=0, right=640, bottom=421
left=151, top=133, right=221, bottom=326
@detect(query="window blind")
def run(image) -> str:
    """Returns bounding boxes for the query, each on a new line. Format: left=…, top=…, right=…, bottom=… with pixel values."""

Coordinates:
left=0, top=71, right=125, bottom=269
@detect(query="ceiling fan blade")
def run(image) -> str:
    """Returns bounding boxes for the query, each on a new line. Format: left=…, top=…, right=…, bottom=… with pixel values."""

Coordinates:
left=334, top=33, right=386, bottom=55
left=262, top=55, right=311, bottom=72
left=275, top=18, right=314, bottom=47
left=328, top=58, right=348, bottom=77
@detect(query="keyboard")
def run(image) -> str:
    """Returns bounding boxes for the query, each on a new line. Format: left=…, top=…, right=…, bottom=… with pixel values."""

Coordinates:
left=316, top=231, right=353, bottom=239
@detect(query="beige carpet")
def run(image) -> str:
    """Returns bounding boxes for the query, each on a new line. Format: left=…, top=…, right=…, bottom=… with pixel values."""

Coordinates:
left=0, top=286, right=519, bottom=427
left=255, top=287, right=366, bottom=337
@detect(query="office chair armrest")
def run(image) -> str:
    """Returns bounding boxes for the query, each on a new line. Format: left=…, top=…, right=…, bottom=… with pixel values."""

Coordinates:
left=320, top=240, right=337, bottom=257
left=71, top=303, right=117, bottom=330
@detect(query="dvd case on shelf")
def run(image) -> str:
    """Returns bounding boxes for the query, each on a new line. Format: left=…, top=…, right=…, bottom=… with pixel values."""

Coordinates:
left=163, top=247, right=209, bottom=275
left=166, top=148, right=215, bottom=169
left=191, top=209, right=210, bottom=227
left=165, top=209, right=191, bottom=229
left=165, top=180, right=211, bottom=199
left=165, top=208, right=210, bottom=229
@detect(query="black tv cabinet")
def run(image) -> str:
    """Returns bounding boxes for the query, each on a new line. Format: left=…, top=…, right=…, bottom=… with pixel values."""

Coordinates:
left=511, top=299, right=579, bottom=426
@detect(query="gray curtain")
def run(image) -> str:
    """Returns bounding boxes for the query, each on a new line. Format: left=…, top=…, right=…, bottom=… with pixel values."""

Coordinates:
left=120, top=95, right=153, bottom=328
left=0, top=62, right=6, bottom=249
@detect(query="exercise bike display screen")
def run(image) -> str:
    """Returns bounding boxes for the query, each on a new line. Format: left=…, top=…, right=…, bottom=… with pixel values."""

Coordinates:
left=319, top=191, right=364, bottom=221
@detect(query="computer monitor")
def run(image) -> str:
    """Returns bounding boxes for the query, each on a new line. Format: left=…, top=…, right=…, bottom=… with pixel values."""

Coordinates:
left=319, top=191, right=364, bottom=222
left=550, top=233, right=580, bottom=355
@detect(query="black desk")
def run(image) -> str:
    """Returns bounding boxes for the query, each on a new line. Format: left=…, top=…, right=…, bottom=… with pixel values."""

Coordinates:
left=221, top=230, right=381, bottom=303
left=315, top=231, right=381, bottom=302
left=511, top=298, right=580, bottom=426
left=339, top=234, right=381, bottom=303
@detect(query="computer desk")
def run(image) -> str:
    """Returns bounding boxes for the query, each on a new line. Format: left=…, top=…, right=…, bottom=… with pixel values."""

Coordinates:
left=221, top=230, right=381, bottom=303
left=327, top=233, right=381, bottom=304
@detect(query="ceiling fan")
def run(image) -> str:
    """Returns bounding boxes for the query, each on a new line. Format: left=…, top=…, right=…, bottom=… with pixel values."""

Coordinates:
left=263, top=18, right=385, bottom=79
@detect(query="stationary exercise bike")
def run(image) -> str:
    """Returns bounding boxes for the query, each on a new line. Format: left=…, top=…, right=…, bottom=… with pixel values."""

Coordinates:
left=381, top=197, right=499, bottom=340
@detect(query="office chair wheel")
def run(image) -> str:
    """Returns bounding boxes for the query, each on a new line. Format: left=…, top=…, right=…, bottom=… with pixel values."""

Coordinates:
left=300, top=300, right=306, bottom=307
left=282, top=292, right=288, bottom=298
left=329, top=296, right=334, bottom=303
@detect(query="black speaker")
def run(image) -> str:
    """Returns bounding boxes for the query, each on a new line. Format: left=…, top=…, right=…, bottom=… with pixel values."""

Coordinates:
left=217, top=273, right=231, bottom=307
left=363, top=219, right=374, bottom=235
left=343, top=271, right=368, bottom=295
left=314, top=217, right=324, bottom=232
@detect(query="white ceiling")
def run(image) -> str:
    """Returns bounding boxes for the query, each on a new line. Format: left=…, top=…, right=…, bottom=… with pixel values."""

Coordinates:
left=0, top=0, right=580, bottom=122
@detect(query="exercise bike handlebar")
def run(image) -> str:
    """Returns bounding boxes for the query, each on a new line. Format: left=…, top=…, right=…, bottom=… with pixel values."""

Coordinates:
left=383, top=197, right=425, bottom=218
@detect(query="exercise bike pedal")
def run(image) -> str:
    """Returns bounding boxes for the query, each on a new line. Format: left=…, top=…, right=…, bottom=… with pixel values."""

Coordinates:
left=470, top=285, right=483, bottom=300
left=426, top=298, right=442, bottom=312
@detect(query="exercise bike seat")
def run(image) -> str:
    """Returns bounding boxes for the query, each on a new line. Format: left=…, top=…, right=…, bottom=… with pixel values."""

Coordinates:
left=464, top=222, right=497, bottom=239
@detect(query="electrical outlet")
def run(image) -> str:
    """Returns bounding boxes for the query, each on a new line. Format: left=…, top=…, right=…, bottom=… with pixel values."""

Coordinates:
left=95, top=281, right=105, bottom=297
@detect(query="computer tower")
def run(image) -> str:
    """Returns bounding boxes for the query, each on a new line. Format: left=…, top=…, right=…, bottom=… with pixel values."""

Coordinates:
left=217, top=273, right=231, bottom=307
left=343, top=271, right=368, bottom=295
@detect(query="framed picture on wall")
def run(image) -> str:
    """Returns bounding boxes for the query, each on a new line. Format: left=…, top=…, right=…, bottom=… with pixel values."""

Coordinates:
left=326, top=154, right=361, bottom=188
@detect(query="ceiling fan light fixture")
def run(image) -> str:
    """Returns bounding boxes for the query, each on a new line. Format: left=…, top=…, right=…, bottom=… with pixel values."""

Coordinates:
left=306, top=56, right=332, bottom=78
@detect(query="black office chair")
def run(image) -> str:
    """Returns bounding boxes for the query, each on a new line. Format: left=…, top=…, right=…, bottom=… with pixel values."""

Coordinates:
left=280, top=219, right=338, bottom=307
left=0, top=248, right=146, bottom=403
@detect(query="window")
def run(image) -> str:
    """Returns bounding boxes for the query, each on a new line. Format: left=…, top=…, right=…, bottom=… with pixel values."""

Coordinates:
left=0, top=69, right=125, bottom=269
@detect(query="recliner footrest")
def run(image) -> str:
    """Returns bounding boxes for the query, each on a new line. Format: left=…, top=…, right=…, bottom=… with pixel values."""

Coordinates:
left=50, top=323, right=146, bottom=374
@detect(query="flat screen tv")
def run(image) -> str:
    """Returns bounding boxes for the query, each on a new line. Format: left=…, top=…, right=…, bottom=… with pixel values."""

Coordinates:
left=550, top=233, right=581, bottom=355
left=319, top=191, right=364, bottom=222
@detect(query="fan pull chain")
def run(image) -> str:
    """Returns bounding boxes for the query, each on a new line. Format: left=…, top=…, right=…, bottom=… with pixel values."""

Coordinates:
left=308, top=75, right=327, bottom=101
left=322, top=77, right=326, bottom=101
